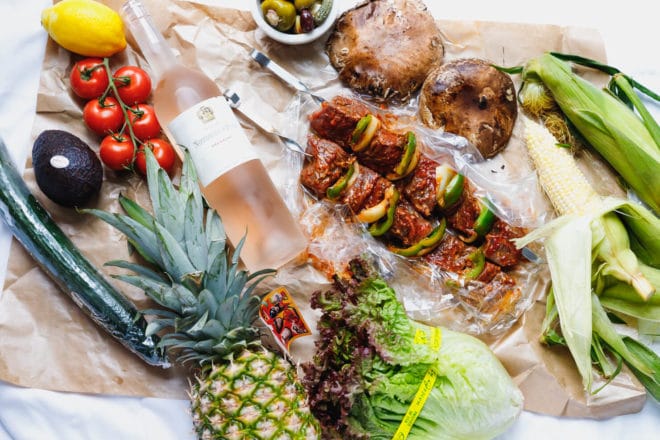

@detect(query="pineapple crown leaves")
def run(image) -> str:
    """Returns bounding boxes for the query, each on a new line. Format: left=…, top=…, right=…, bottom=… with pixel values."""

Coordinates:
left=84, top=147, right=276, bottom=364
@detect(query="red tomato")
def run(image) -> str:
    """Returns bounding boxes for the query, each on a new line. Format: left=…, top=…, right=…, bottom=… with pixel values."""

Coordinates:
left=128, top=104, right=161, bottom=141
left=99, top=134, right=136, bottom=171
left=113, top=66, right=152, bottom=105
left=135, top=138, right=176, bottom=175
left=70, top=58, right=109, bottom=100
left=83, top=97, right=125, bottom=135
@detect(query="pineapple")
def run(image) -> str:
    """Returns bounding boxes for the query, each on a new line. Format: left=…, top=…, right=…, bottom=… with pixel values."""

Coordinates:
left=87, top=149, right=319, bottom=440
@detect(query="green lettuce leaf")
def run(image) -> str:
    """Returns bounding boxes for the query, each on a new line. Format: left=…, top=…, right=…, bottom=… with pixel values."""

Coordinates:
left=303, top=258, right=523, bottom=439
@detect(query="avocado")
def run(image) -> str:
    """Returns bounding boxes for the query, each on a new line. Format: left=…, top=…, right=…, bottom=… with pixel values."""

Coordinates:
left=32, top=129, right=103, bottom=207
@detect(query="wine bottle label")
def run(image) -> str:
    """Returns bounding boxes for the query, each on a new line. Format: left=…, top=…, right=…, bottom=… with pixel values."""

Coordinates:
left=167, top=96, right=259, bottom=185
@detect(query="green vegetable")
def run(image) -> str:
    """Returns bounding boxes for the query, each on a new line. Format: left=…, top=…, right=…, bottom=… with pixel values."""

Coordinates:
left=542, top=289, right=660, bottom=400
left=357, top=185, right=396, bottom=223
left=621, top=336, right=660, bottom=401
left=303, top=258, right=523, bottom=439
left=517, top=118, right=659, bottom=393
left=519, top=52, right=660, bottom=213
left=351, top=113, right=380, bottom=152
left=261, top=0, right=297, bottom=32
left=390, top=131, right=416, bottom=178
left=368, top=187, right=399, bottom=237
left=326, top=161, right=355, bottom=199
left=473, top=200, right=496, bottom=236
left=351, top=114, right=371, bottom=144
left=294, top=0, right=316, bottom=10
left=443, top=173, right=464, bottom=209
left=435, top=164, right=464, bottom=209
left=464, top=248, right=486, bottom=280
left=389, top=218, right=446, bottom=257
left=0, top=136, right=166, bottom=366
left=310, top=0, right=333, bottom=25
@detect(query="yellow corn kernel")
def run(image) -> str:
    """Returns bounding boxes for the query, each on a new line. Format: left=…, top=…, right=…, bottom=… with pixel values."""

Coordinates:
left=523, top=117, right=598, bottom=216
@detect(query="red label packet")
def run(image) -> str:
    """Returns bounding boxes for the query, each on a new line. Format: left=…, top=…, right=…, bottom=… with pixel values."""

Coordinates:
left=259, top=286, right=312, bottom=353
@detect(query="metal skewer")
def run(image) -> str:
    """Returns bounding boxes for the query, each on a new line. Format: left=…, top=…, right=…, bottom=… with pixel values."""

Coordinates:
left=222, top=89, right=310, bottom=157
left=249, top=48, right=326, bottom=104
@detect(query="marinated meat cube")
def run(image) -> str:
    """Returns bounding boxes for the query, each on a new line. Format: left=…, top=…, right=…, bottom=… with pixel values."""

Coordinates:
left=356, top=128, right=406, bottom=175
left=425, top=233, right=469, bottom=273
left=361, top=176, right=391, bottom=211
left=483, top=219, right=525, bottom=267
left=388, top=198, right=434, bottom=246
left=446, top=191, right=480, bottom=235
left=309, top=96, right=370, bottom=146
left=476, top=262, right=502, bottom=284
left=339, top=164, right=381, bottom=213
left=425, top=232, right=503, bottom=282
left=403, top=156, right=438, bottom=217
left=300, top=135, right=353, bottom=198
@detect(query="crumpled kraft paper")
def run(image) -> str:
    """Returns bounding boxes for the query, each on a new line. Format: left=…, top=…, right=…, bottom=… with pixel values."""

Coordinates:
left=0, top=0, right=646, bottom=417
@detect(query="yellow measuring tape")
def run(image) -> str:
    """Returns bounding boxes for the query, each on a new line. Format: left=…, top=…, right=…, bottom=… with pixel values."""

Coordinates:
left=392, top=326, right=442, bottom=440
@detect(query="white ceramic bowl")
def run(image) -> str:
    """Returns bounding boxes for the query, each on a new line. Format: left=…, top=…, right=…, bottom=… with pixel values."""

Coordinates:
left=250, top=0, right=339, bottom=45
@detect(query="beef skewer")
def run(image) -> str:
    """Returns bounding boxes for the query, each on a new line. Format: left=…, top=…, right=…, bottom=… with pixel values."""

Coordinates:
left=310, top=96, right=419, bottom=180
left=308, top=96, right=525, bottom=267
left=299, top=133, right=524, bottom=320
left=301, top=135, right=441, bottom=254
left=310, top=97, right=471, bottom=221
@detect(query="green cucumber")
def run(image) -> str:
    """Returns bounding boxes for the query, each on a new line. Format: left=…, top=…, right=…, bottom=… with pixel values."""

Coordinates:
left=0, top=136, right=168, bottom=367
left=311, top=0, right=333, bottom=25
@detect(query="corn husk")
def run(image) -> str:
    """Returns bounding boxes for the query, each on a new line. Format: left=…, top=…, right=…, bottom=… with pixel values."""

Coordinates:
left=516, top=120, right=660, bottom=394
left=521, top=53, right=660, bottom=213
left=542, top=216, right=594, bottom=390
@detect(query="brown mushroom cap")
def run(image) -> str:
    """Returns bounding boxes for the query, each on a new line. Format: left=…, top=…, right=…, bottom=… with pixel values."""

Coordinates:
left=326, top=0, right=443, bottom=102
left=419, top=58, right=518, bottom=158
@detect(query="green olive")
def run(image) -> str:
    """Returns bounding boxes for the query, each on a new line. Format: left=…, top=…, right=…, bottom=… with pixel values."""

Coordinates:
left=295, top=0, right=317, bottom=10
left=261, top=0, right=297, bottom=32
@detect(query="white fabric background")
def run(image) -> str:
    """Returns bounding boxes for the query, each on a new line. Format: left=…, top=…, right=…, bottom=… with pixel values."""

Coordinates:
left=0, top=0, right=658, bottom=439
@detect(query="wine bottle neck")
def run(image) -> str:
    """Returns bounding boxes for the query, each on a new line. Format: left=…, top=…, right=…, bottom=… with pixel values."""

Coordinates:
left=120, top=0, right=177, bottom=80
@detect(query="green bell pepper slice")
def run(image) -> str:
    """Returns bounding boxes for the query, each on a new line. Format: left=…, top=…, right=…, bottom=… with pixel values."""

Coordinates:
left=351, top=115, right=371, bottom=144
left=326, top=162, right=355, bottom=200
left=392, top=131, right=417, bottom=177
left=464, top=248, right=486, bottom=280
left=441, top=173, right=464, bottom=209
left=473, top=199, right=496, bottom=236
left=390, top=217, right=446, bottom=257
left=368, top=187, right=400, bottom=237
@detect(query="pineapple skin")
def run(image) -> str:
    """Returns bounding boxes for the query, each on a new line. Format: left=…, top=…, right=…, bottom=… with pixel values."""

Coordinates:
left=190, top=349, right=320, bottom=440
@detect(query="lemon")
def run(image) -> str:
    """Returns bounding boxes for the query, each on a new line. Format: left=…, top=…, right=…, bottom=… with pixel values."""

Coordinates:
left=41, top=0, right=127, bottom=57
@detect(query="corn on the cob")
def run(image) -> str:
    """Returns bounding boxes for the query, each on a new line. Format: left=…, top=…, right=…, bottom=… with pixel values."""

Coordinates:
left=522, top=117, right=654, bottom=299
left=521, top=53, right=660, bottom=213
left=519, top=117, right=659, bottom=393
left=523, top=118, right=597, bottom=216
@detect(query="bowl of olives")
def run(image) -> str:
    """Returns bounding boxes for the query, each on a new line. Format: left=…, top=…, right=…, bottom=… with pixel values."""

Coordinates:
left=251, top=0, right=338, bottom=45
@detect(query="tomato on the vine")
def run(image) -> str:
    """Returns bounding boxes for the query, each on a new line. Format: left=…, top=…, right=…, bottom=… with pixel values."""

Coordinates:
left=135, top=138, right=176, bottom=175
left=99, top=134, right=136, bottom=171
left=83, top=97, right=124, bottom=135
left=113, top=66, right=152, bottom=105
left=128, top=104, right=161, bottom=141
left=70, top=58, right=109, bottom=100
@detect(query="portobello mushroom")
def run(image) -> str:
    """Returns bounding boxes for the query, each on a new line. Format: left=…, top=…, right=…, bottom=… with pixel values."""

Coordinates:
left=419, top=58, right=518, bottom=158
left=326, top=0, right=443, bottom=102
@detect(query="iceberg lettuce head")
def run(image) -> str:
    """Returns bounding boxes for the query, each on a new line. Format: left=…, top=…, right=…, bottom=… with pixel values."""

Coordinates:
left=302, top=258, right=523, bottom=439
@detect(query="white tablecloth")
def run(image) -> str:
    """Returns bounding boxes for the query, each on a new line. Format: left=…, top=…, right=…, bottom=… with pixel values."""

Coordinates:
left=0, top=1, right=658, bottom=439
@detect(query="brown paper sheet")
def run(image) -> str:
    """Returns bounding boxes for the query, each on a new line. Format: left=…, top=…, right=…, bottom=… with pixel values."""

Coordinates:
left=0, top=0, right=646, bottom=417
